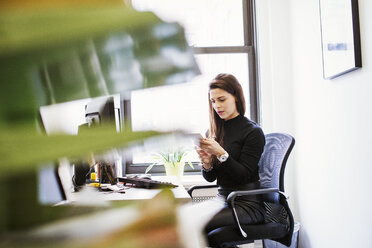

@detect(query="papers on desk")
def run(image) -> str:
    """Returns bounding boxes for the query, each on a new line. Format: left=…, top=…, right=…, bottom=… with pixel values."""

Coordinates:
left=100, top=184, right=127, bottom=193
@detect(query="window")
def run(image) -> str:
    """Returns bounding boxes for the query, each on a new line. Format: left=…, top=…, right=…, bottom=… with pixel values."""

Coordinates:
left=126, top=0, right=259, bottom=174
left=133, top=0, right=245, bottom=47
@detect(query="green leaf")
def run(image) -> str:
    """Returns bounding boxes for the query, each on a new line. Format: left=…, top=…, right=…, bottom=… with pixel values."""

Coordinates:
left=0, top=6, right=161, bottom=58
left=0, top=124, right=166, bottom=176
left=187, top=161, right=194, bottom=169
left=0, top=4, right=199, bottom=124
left=145, top=163, right=156, bottom=174
left=159, top=152, right=170, bottom=163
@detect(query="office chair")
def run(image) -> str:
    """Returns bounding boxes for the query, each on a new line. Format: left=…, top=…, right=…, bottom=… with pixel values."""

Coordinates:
left=188, top=133, right=295, bottom=248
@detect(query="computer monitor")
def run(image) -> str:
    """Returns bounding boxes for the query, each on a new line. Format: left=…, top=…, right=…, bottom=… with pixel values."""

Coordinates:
left=38, top=94, right=124, bottom=202
left=39, top=94, right=123, bottom=136
left=38, top=163, right=67, bottom=205
left=84, top=95, right=124, bottom=133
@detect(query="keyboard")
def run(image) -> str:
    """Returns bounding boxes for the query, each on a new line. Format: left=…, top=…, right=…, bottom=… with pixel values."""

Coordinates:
left=116, top=176, right=178, bottom=189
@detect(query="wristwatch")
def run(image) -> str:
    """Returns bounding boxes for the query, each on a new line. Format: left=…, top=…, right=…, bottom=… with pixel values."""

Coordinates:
left=217, top=152, right=229, bottom=163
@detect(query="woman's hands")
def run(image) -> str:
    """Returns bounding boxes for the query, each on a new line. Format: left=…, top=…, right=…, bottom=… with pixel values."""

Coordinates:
left=199, top=138, right=226, bottom=157
left=195, top=147, right=212, bottom=165
left=195, top=138, right=226, bottom=169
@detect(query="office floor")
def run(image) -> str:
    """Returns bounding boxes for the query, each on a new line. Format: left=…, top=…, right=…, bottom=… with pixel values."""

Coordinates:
left=239, top=240, right=263, bottom=248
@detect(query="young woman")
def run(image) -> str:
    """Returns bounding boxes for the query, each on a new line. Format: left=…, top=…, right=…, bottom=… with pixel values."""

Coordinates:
left=196, top=73, right=266, bottom=243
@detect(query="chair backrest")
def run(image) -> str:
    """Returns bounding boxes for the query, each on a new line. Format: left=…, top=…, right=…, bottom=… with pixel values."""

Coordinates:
left=258, top=133, right=295, bottom=198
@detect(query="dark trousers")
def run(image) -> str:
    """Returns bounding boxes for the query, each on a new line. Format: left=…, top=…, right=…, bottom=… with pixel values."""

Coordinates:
left=205, top=200, right=265, bottom=233
left=204, top=196, right=266, bottom=248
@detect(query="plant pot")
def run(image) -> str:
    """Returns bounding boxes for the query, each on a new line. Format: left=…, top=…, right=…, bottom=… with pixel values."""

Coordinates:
left=164, top=162, right=185, bottom=180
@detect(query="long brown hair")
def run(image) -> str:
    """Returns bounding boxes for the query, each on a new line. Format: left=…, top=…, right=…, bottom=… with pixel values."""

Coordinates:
left=208, top=73, right=246, bottom=146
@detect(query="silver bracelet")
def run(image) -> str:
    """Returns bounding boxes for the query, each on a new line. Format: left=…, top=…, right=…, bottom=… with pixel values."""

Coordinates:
left=201, top=163, right=213, bottom=172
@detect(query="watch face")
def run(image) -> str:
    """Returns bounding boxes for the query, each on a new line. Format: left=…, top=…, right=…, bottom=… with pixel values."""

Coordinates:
left=218, top=154, right=228, bottom=162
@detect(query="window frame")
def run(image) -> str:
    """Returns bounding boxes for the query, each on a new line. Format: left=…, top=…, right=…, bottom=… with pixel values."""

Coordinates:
left=125, top=0, right=260, bottom=175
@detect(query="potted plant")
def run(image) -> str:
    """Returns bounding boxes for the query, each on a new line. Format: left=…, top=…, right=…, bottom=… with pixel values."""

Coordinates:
left=145, top=149, right=194, bottom=179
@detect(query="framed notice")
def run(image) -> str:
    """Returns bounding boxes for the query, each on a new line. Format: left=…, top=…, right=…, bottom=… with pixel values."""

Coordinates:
left=319, top=0, right=362, bottom=79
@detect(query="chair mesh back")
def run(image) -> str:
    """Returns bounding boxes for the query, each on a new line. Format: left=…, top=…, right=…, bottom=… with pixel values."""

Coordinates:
left=258, top=133, right=295, bottom=202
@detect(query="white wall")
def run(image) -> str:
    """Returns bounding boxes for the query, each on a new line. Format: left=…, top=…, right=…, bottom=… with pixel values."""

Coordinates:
left=257, top=0, right=372, bottom=247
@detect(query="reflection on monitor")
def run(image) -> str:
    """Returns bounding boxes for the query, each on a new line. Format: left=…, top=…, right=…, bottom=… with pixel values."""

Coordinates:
left=38, top=164, right=67, bottom=205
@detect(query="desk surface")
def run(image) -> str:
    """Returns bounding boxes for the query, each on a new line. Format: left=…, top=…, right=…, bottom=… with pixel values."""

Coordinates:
left=69, top=175, right=191, bottom=204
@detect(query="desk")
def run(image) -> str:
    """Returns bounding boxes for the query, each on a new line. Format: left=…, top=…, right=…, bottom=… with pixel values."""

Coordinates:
left=4, top=175, right=213, bottom=248
left=69, top=175, right=191, bottom=204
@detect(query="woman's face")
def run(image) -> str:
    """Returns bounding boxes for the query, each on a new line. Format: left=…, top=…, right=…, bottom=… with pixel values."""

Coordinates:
left=209, top=88, right=239, bottom=121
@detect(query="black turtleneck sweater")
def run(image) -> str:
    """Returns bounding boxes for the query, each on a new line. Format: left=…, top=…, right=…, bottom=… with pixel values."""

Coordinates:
left=202, top=115, right=265, bottom=187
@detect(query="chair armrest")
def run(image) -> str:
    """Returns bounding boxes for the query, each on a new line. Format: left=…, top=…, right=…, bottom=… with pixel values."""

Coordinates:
left=187, top=184, right=218, bottom=197
left=226, top=187, right=279, bottom=205
left=226, top=187, right=287, bottom=238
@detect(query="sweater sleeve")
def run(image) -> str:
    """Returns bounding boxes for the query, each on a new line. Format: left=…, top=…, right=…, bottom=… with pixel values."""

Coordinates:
left=202, top=169, right=217, bottom=182
left=217, top=126, right=265, bottom=185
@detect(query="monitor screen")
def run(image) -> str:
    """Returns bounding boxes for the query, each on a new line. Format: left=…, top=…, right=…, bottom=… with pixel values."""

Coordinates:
left=38, top=94, right=124, bottom=202
left=84, top=95, right=123, bottom=133
left=39, top=94, right=123, bottom=136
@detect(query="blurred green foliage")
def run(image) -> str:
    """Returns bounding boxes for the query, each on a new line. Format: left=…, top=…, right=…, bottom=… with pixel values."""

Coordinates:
left=0, top=1, right=199, bottom=241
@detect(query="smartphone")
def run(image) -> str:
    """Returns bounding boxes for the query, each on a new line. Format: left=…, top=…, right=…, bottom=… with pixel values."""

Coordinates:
left=191, top=133, right=204, bottom=146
